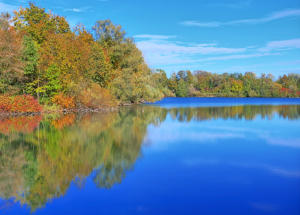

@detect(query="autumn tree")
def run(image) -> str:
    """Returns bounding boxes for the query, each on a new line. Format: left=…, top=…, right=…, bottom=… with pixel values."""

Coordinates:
left=0, top=13, right=24, bottom=94
left=14, top=3, right=70, bottom=44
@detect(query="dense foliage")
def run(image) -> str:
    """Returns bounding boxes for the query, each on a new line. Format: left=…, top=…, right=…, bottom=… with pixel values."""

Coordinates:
left=161, top=70, right=300, bottom=98
left=0, top=95, right=42, bottom=113
left=0, top=4, right=299, bottom=113
left=0, top=4, right=164, bottom=110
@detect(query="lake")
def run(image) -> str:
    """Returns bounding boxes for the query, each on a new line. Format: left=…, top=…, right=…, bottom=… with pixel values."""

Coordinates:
left=0, top=98, right=300, bottom=215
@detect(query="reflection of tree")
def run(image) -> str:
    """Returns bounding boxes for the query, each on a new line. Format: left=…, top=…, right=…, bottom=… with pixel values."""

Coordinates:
left=0, top=115, right=42, bottom=135
left=0, top=104, right=299, bottom=211
left=92, top=107, right=168, bottom=188
left=168, top=105, right=300, bottom=122
left=0, top=106, right=167, bottom=211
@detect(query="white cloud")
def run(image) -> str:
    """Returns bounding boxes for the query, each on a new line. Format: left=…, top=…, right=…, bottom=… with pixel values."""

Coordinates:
left=64, top=7, right=91, bottom=13
left=136, top=34, right=300, bottom=70
left=136, top=35, right=247, bottom=66
left=134, top=34, right=176, bottom=40
left=198, top=52, right=279, bottom=62
left=137, top=40, right=245, bottom=55
left=180, top=9, right=300, bottom=28
left=259, top=38, right=300, bottom=52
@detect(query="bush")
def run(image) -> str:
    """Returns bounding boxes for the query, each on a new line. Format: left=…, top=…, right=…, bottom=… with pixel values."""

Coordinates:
left=52, top=93, right=75, bottom=109
left=0, top=95, right=42, bottom=113
left=77, top=83, right=117, bottom=108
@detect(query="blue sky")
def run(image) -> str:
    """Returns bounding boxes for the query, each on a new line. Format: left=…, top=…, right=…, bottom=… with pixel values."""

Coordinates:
left=1, top=0, right=300, bottom=77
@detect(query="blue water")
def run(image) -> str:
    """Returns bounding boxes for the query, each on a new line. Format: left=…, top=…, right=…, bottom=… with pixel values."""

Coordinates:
left=151, top=97, right=300, bottom=107
left=1, top=98, right=300, bottom=215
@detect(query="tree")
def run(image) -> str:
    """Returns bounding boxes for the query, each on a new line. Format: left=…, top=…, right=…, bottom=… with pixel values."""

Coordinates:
left=22, top=35, right=40, bottom=99
left=176, top=79, right=188, bottom=97
left=89, top=42, right=113, bottom=88
left=0, top=13, right=24, bottom=94
left=14, top=3, right=70, bottom=44
left=92, top=19, right=125, bottom=47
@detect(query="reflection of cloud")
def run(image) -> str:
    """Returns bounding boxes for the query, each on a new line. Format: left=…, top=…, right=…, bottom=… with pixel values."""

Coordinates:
left=146, top=129, right=244, bottom=151
left=183, top=158, right=220, bottom=166
left=150, top=130, right=244, bottom=143
left=268, top=167, right=300, bottom=178
left=147, top=118, right=300, bottom=151
left=261, top=135, right=300, bottom=148
left=250, top=202, right=278, bottom=212
left=182, top=158, right=300, bottom=178
left=136, top=206, right=147, bottom=212
left=234, top=162, right=300, bottom=178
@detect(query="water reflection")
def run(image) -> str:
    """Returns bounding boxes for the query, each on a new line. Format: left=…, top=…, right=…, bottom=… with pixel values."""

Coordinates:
left=0, top=104, right=299, bottom=212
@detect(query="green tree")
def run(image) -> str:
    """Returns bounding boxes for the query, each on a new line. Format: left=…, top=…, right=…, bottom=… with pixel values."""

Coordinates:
left=22, top=35, right=40, bottom=99
left=176, top=79, right=188, bottom=97
left=89, top=43, right=113, bottom=88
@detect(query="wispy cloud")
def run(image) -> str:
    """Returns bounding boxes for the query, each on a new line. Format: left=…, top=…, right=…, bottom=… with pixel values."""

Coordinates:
left=136, top=33, right=300, bottom=71
left=136, top=34, right=247, bottom=66
left=64, top=7, right=91, bottom=13
left=259, top=38, right=300, bottom=52
left=180, top=9, right=300, bottom=28
left=134, top=34, right=176, bottom=40
left=198, top=52, right=279, bottom=62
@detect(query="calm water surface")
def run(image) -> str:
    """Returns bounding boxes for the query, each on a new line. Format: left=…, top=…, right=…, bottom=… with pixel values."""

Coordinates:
left=0, top=98, right=300, bottom=215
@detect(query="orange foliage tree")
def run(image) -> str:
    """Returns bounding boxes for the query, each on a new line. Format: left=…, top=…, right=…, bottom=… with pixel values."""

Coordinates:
left=0, top=95, right=42, bottom=113
left=51, top=93, right=75, bottom=109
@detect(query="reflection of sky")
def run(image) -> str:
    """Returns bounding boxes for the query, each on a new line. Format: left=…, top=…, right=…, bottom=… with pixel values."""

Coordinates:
left=146, top=113, right=300, bottom=149
left=140, top=110, right=300, bottom=215
left=2, top=103, right=300, bottom=215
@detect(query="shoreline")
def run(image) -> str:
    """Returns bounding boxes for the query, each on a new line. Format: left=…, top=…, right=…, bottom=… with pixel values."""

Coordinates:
left=1, top=97, right=300, bottom=118
left=0, top=106, right=120, bottom=118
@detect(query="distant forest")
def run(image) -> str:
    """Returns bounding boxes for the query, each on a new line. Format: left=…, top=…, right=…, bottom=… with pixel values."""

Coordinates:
left=0, top=3, right=299, bottom=112
left=162, top=70, right=300, bottom=97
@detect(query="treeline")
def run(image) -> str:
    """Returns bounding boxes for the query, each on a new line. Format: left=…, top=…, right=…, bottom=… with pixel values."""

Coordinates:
left=153, top=70, right=300, bottom=98
left=0, top=4, right=299, bottom=113
left=0, top=3, right=164, bottom=110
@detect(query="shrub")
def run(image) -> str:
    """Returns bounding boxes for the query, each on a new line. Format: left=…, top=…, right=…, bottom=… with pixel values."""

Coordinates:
left=77, top=83, right=117, bottom=108
left=52, top=93, right=75, bottom=109
left=0, top=95, right=12, bottom=112
left=0, top=95, right=42, bottom=113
